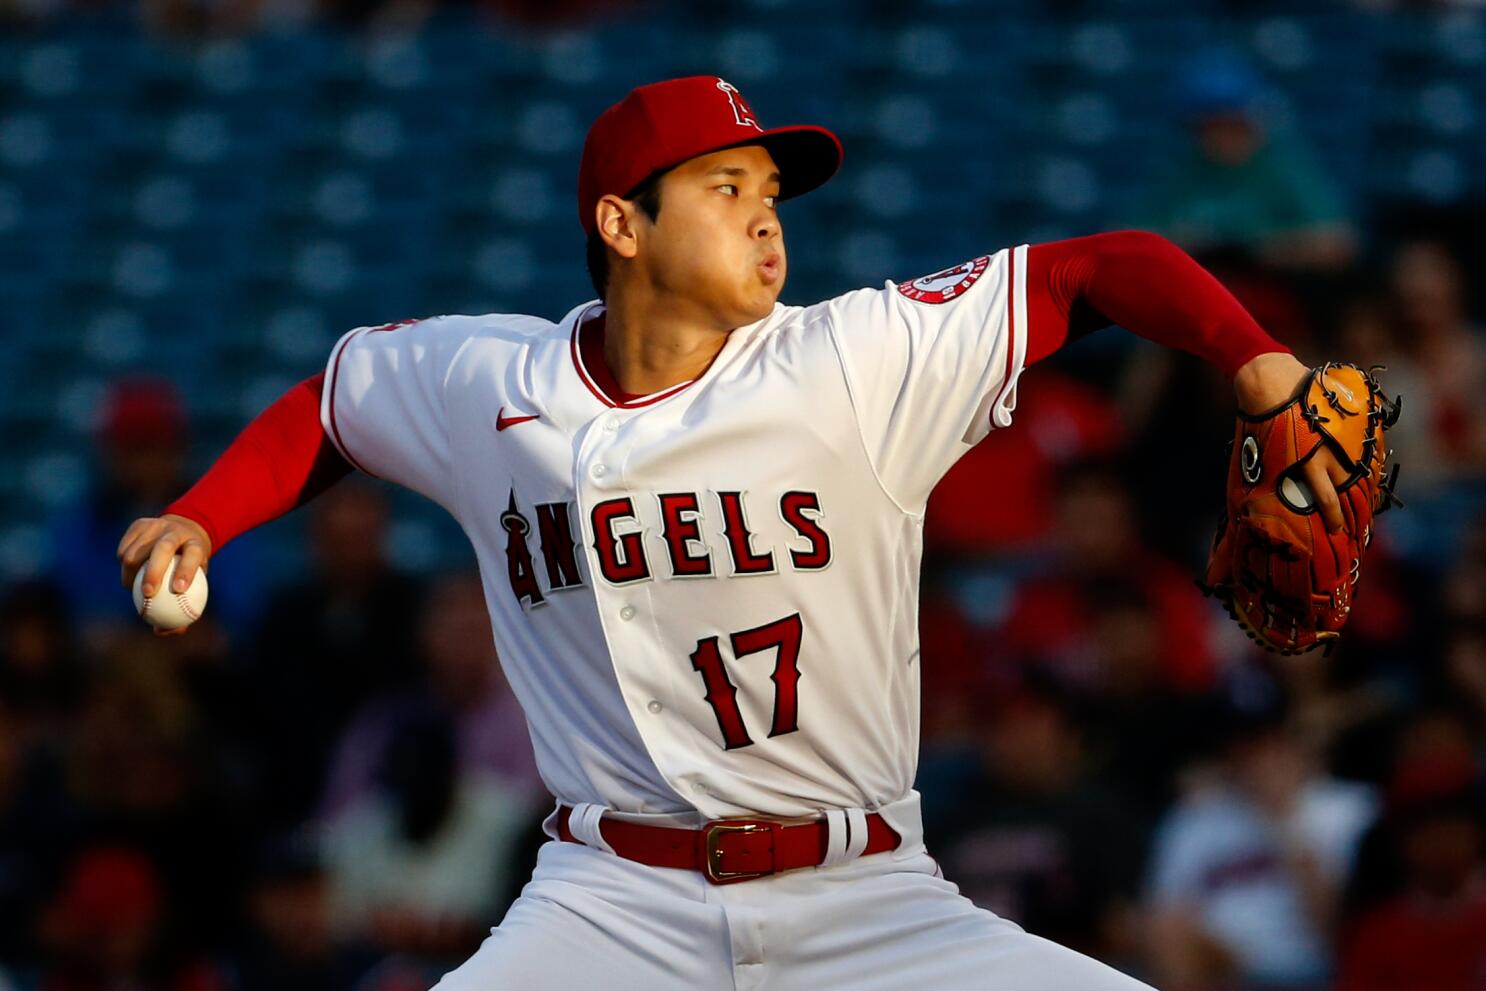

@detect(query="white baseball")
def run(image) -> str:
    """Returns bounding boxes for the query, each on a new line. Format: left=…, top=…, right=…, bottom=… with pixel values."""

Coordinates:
left=132, top=556, right=208, bottom=631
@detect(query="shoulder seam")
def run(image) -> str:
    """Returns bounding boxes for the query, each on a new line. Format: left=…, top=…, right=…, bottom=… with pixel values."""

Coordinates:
left=817, top=293, right=921, bottom=519
left=323, top=326, right=377, bottom=477
left=439, top=317, right=482, bottom=522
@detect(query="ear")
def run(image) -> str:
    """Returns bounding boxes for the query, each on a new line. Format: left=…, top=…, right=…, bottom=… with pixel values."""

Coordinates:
left=596, top=194, right=642, bottom=261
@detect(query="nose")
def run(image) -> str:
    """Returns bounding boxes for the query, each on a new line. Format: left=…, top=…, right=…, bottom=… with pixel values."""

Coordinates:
left=753, top=211, right=779, bottom=241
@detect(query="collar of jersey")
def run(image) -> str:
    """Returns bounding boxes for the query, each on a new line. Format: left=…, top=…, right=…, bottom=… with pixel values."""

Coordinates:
left=568, top=302, right=699, bottom=410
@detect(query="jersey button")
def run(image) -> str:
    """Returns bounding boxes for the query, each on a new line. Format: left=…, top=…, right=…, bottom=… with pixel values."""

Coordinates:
left=619, top=605, right=636, bottom=621
left=604, top=418, right=619, bottom=433
left=591, top=463, right=608, bottom=479
left=647, top=700, right=662, bottom=714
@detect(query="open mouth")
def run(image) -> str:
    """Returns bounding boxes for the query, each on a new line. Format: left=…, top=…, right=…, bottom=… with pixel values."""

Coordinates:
left=758, top=253, right=781, bottom=284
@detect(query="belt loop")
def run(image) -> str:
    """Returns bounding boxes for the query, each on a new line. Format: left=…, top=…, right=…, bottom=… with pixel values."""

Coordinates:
left=820, top=808, right=850, bottom=867
left=568, top=803, right=615, bottom=854
left=843, top=808, right=870, bottom=861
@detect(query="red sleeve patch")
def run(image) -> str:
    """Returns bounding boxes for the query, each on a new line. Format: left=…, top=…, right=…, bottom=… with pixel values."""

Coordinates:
left=896, top=255, right=990, bottom=304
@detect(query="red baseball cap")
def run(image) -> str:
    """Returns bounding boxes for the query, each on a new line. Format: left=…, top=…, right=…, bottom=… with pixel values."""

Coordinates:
left=99, top=376, right=187, bottom=447
left=577, top=75, right=843, bottom=236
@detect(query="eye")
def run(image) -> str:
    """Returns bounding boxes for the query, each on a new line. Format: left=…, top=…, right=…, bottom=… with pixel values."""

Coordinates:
left=764, top=194, right=778, bottom=208
left=717, top=184, right=737, bottom=195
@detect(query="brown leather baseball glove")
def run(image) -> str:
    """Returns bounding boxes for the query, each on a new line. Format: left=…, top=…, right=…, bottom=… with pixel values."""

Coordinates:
left=1200, top=362, right=1404, bottom=655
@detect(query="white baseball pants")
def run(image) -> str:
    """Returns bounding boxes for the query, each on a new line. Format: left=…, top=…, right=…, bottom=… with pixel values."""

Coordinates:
left=432, top=794, right=1156, bottom=991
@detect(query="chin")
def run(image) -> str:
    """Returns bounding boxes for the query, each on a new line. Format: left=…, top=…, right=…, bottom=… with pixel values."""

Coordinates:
left=746, top=287, right=783, bottom=322
left=739, top=302, right=775, bottom=326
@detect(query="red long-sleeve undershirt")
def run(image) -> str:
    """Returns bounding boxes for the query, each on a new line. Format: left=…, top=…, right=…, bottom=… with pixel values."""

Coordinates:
left=165, top=231, right=1287, bottom=551
left=164, top=373, right=351, bottom=552
left=1024, top=230, right=1287, bottom=375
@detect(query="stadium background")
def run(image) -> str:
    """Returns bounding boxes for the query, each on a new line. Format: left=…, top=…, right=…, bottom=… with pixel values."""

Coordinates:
left=2, top=0, right=1485, bottom=988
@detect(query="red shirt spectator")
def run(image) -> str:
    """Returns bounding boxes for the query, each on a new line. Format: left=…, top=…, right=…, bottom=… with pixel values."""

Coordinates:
left=994, top=462, right=1217, bottom=694
left=926, top=369, right=1125, bottom=554
left=1339, top=888, right=1486, bottom=991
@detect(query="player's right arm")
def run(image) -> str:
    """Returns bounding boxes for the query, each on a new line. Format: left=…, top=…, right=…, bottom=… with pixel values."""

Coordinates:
left=117, top=372, right=351, bottom=610
left=118, top=315, right=470, bottom=619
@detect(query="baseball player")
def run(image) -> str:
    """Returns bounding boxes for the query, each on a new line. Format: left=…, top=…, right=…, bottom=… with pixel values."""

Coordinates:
left=118, top=77, right=1359, bottom=989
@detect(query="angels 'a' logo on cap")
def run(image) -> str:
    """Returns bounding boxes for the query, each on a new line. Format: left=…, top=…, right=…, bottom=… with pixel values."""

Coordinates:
left=716, top=78, right=762, bottom=131
left=897, top=255, right=991, bottom=304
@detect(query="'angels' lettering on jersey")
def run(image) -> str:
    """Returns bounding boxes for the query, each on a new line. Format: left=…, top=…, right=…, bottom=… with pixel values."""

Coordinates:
left=498, top=487, right=832, bottom=604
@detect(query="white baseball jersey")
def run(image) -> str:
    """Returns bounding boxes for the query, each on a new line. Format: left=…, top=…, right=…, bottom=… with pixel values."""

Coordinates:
left=320, top=245, right=1029, bottom=821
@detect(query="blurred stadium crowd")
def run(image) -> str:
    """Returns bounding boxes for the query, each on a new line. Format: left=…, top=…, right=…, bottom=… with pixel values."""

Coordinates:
left=3, top=0, right=1486, bottom=989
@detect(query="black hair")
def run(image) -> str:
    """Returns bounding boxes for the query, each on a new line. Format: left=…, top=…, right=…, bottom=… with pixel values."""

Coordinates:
left=585, top=169, right=666, bottom=302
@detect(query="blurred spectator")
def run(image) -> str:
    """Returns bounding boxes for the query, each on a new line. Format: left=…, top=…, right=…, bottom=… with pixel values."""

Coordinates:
left=230, top=831, right=369, bottom=991
left=1388, top=239, right=1486, bottom=480
left=1079, top=586, right=1226, bottom=819
left=1144, top=693, right=1377, bottom=990
left=44, top=379, right=262, bottom=642
left=926, top=368, right=1126, bottom=556
left=1444, top=629, right=1486, bottom=732
left=33, top=846, right=226, bottom=991
left=1140, top=52, right=1358, bottom=273
left=324, top=706, right=535, bottom=965
left=249, top=480, right=425, bottom=829
left=0, top=703, right=51, bottom=967
left=0, top=697, right=80, bottom=970
left=0, top=582, right=84, bottom=744
left=1440, top=511, right=1486, bottom=644
left=65, top=653, right=198, bottom=827
left=61, top=644, right=250, bottom=955
left=927, top=682, right=1148, bottom=964
left=918, top=585, right=1000, bottom=752
left=1344, top=708, right=1483, bottom=917
left=995, top=460, right=1219, bottom=696
left=322, top=571, right=544, bottom=819
left=0, top=708, right=22, bottom=952
left=1337, top=749, right=1486, bottom=991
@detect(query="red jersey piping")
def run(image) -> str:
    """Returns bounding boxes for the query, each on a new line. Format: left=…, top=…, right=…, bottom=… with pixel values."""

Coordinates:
left=988, top=247, right=1020, bottom=424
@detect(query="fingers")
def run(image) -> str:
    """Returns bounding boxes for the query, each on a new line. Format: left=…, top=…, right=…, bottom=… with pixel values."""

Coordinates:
left=141, top=536, right=182, bottom=599
left=116, top=518, right=146, bottom=558
left=119, top=518, right=165, bottom=590
left=1302, top=456, right=1345, bottom=533
left=173, top=539, right=207, bottom=594
left=119, top=516, right=212, bottom=596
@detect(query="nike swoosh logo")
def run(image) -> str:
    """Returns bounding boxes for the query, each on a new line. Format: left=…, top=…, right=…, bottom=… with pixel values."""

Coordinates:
left=496, top=406, right=540, bottom=431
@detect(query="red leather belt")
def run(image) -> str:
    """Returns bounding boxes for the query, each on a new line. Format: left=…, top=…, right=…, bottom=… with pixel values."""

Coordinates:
left=556, top=806, right=901, bottom=885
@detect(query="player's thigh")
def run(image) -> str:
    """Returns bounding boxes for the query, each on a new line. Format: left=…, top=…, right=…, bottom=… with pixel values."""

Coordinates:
left=774, top=854, right=1155, bottom=991
left=432, top=843, right=731, bottom=991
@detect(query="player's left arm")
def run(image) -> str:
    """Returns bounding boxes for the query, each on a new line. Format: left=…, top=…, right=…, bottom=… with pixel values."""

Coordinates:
left=1024, top=230, right=1351, bottom=532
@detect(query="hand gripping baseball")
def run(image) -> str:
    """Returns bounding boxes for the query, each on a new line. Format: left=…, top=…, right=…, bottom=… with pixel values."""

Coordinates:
left=117, top=513, right=212, bottom=636
left=1201, top=362, right=1404, bottom=654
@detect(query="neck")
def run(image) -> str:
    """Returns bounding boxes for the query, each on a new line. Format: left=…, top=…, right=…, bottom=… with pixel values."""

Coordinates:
left=599, top=284, right=735, bottom=396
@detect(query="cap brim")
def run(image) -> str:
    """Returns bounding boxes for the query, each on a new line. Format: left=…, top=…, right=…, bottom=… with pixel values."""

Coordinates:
left=731, top=125, right=843, bottom=202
